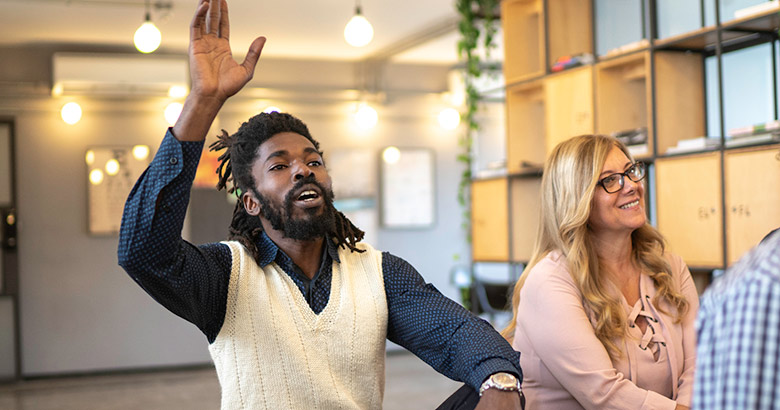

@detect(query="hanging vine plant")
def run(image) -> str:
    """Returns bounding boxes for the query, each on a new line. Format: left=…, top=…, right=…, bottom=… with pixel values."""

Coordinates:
left=453, top=0, right=500, bottom=310
left=455, top=0, right=500, bottom=243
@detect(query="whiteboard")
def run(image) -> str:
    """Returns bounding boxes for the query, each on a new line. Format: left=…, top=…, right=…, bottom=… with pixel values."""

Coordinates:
left=380, top=148, right=435, bottom=228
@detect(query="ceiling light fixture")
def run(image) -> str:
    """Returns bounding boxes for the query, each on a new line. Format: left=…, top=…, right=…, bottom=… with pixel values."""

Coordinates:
left=134, top=0, right=161, bottom=53
left=344, top=0, right=373, bottom=47
left=61, top=102, right=82, bottom=125
left=354, top=102, right=378, bottom=129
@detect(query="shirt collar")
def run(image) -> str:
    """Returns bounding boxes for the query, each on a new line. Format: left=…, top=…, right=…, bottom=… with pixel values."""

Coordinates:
left=255, top=230, right=341, bottom=267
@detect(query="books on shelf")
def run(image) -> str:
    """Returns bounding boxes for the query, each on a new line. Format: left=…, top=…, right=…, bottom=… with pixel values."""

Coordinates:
left=734, top=1, right=779, bottom=20
left=725, top=132, right=780, bottom=148
left=613, top=127, right=648, bottom=146
left=725, top=120, right=780, bottom=147
left=666, top=136, right=721, bottom=154
left=612, top=127, right=648, bottom=156
left=551, top=53, right=594, bottom=73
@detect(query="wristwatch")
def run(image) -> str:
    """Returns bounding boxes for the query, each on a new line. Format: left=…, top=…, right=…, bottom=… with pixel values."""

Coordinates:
left=479, top=372, right=521, bottom=397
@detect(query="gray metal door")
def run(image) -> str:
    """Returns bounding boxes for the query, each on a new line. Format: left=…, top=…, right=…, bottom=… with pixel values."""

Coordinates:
left=0, top=120, right=18, bottom=380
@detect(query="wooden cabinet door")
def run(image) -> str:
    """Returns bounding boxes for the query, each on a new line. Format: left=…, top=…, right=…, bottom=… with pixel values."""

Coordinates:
left=656, top=153, right=723, bottom=268
left=544, top=66, right=594, bottom=154
left=725, top=145, right=780, bottom=264
left=511, top=177, right=542, bottom=262
left=472, top=178, right=509, bottom=261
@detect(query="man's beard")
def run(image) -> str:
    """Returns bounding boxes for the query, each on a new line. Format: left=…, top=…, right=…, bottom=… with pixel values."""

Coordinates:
left=254, top=175, right=336, bottom=241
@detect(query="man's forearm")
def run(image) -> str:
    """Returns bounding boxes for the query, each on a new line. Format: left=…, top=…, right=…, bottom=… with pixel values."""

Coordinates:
left=171, top=94, right=224, bottom=142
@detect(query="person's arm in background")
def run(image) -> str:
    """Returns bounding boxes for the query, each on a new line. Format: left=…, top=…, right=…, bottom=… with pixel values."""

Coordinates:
left=382, top=253, right=522, bottom=410
left=518, top=257, right=682, bottom=410
left=693, top=231, right=780, bottom=410
left=117, top=0, right=266, bottom=341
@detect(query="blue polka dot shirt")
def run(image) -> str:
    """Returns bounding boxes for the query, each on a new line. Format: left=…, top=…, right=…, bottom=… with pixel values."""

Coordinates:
left=117, top=129, right=522, bottom=391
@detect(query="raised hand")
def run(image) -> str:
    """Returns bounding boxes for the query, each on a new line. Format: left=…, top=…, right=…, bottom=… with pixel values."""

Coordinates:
left=189, top=0, right=265, bottom=103
left=172, top=0, right=266, bottom=141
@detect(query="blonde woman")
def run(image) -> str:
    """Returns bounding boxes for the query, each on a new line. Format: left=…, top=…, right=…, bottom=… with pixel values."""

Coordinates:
left=503, top=135, right=698, bottom=410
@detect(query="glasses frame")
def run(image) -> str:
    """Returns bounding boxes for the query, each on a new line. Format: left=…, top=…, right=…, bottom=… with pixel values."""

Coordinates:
left=597, top=162, right=646, bottom=194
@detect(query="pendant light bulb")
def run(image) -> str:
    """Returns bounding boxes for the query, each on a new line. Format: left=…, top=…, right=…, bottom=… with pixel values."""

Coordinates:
left=344, top=6, right=373, bottom=47
left=134, top=12, right=161, bottom=53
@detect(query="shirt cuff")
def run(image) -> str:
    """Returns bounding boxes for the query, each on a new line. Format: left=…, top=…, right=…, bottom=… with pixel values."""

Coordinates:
left=641, top=389, right=677, bottom=410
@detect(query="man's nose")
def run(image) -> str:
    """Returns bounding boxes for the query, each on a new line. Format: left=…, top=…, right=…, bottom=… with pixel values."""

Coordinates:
left=293, top=163, right=313, bottom=181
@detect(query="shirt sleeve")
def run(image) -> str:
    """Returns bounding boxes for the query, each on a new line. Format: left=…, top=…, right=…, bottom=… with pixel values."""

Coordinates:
left=117, top=129, right=232, bottom=343
left=517, top=257, right=676, bottom=410
left=382, top=252, right=522, bottom=391
left=674, top=255, right=699, bottom=406
left=693, top=234, right=780, bottom=410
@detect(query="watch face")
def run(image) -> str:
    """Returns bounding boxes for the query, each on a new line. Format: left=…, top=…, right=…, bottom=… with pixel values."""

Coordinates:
left=493, top=373, right=517, bottom=388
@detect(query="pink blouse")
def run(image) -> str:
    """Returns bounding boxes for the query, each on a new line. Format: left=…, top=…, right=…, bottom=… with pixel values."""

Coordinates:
left=512, top=251, right=699, bottom=410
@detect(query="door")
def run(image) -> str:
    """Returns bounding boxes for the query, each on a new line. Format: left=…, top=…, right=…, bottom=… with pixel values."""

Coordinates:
left=656, top=152, right=723, bottom=268
left=0, top=120, right=19, bottom=380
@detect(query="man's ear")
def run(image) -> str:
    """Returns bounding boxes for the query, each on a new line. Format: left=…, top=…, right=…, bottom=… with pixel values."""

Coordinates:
left=242, top=191, right=261, bottom=216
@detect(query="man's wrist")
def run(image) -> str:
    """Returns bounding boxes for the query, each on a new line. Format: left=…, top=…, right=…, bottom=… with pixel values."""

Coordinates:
left=479, top=372, right=522, bottom=397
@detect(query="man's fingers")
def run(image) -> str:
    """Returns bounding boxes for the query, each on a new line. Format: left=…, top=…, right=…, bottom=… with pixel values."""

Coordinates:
left=205, top=0, right=220, bottom=35
left=190, top=0, right=209, bottom=40
left=241, top=37, right=267, bottom=77
left=219, top=0, right=230, bottom=40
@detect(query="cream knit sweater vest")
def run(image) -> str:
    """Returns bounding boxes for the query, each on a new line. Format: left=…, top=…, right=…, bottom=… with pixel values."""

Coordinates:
left=210, top=241, right=388, bottom=410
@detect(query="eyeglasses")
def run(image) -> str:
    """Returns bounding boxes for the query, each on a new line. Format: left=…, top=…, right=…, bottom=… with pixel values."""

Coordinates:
left=597, top=162, right=645, bottom=194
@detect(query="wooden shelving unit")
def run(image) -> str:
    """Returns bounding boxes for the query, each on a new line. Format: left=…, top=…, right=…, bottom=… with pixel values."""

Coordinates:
left=506, top=80, right=545, bottom=173
left=472, top=0, right=780, bottom=286
left=501, top=0, right=545, bottom=84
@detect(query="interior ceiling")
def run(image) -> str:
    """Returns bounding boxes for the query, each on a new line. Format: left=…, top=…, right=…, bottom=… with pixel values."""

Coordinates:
left=2, top=0, right=475, bottom=64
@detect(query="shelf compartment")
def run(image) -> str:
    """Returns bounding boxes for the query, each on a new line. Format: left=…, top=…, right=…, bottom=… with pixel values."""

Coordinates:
left=655, top=152, right=723, bottom=268
left=510, top=176, right=542, bottom=263
left=506, top=80, right=545, bottom=173
left=502, top=0, right=545, bottom=84
left=724, top=144, right=780, bottom=265
left=472, top=177, right=510, bottom=262
left=722, top=1, right=780, bottom=33
left=595, top=51, right=651, bottom=157
left=544, top=65, right=595, bottom=154
left=655, top=51, right=707, bottom=156
left=547, top=0, right=593, bottom=71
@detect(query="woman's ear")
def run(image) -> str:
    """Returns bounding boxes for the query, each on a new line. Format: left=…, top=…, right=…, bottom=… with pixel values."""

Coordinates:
left=242, top=191, right=261, bottom=216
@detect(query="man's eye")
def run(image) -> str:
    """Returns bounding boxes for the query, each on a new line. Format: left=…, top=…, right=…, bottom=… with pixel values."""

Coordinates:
left=308, top=160, right=322, bottom=167
left=270, top=164, right=286, bottom=171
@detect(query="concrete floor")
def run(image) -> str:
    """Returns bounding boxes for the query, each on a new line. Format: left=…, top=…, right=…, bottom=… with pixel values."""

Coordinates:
left=0, top=351, right=463, bottom=410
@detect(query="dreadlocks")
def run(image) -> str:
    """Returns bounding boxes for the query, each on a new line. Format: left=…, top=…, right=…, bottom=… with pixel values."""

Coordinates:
left=208, top=112, right=365, bottom=264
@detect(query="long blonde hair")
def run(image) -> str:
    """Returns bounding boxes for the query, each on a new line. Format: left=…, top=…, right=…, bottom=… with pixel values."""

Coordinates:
left=501, top=135, right=689, bottom=359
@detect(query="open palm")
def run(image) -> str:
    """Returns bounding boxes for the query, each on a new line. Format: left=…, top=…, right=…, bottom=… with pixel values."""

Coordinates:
left=188, top=0, right=265, bottom=104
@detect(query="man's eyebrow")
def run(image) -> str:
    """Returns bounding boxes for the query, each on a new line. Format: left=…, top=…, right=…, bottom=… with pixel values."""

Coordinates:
left=304, top=147, right=322, bottom=156
left=265, top=147, right=322, bottom=162
left=265, top=150, right=288, bottom=162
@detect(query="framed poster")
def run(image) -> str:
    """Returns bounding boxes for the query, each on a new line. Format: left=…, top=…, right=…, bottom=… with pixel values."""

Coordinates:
left=86, top=145, right=150, bottom=235
left=380, top=147, right=435, bottom=228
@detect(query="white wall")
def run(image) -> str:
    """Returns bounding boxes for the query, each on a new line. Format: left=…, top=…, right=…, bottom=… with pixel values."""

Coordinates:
left=0, top=47, right=486, bottom=376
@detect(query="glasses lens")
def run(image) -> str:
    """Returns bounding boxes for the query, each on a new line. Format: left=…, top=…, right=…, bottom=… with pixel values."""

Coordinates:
left=628, top=162, right=645, bottom=181
left=602, top=175, right=622, bottom=193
